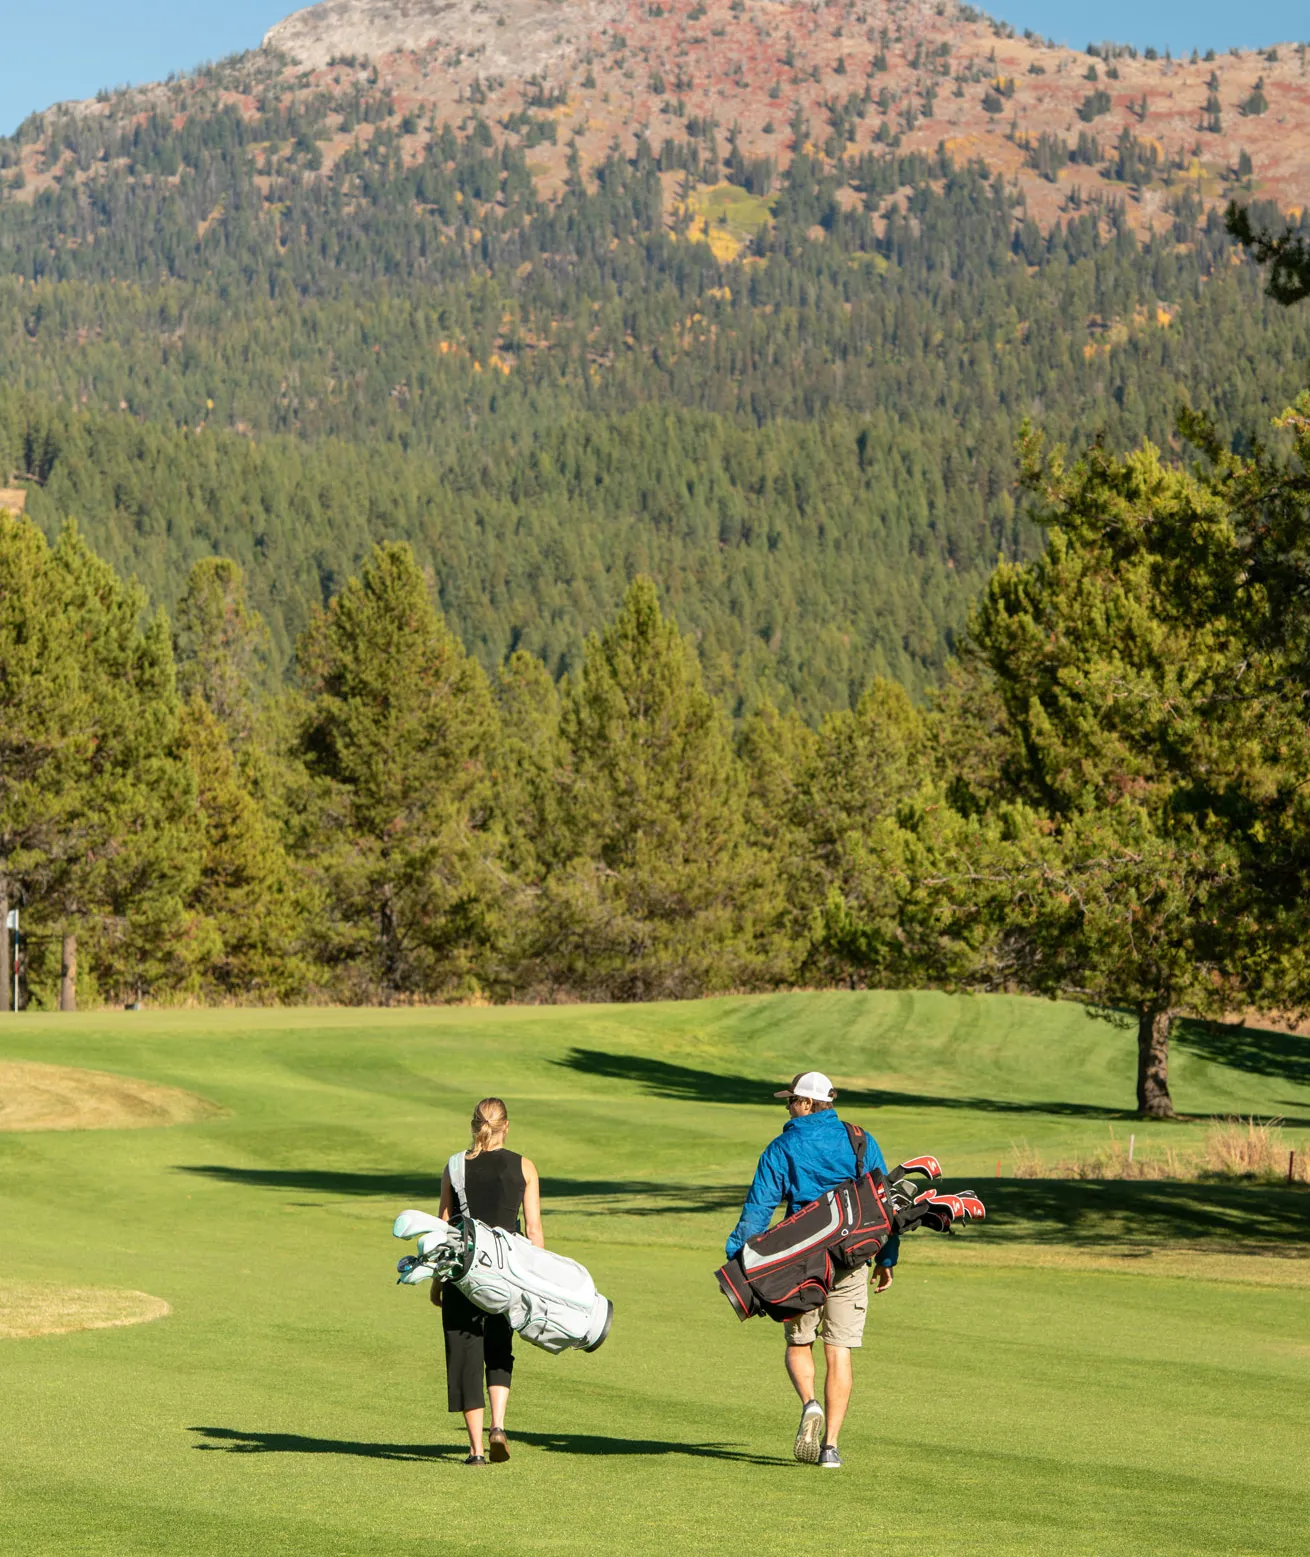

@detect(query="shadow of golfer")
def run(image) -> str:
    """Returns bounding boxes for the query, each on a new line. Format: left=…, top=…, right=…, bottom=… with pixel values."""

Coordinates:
left=190, top=1427, right=459, bottom=1462
left=189, top=1426, right=785, bottom=1465
left=503, top=1431, right=786, bottom=1464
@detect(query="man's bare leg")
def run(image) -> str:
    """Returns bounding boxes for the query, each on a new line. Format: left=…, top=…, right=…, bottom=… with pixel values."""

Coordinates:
left=785, top=1343, right=817, bottom=1402
left=785, top=1342, right=825, bottom=1462
left=462, top=1406, right=484, bottom=1457
left=822, top=1344, right=852, bottom=1447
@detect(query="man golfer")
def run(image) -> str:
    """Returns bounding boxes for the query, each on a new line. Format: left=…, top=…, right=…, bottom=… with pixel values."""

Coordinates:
left=724, top=1071, right=898, bottom=1470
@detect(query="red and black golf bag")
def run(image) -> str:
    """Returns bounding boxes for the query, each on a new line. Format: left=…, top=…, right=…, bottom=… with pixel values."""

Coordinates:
left=715, top=1132, right=984, bottom=1323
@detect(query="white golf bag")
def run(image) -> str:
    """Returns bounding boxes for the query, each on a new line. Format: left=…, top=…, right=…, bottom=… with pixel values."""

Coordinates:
left=393, top=1208, right=613, bottom=1355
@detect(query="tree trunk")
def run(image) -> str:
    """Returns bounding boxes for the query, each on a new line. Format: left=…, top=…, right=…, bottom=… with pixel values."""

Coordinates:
left=379, top=891, right=404, bottom=1000
left=0, top=885, right=9, bottom=1015
left=1136, top=1004, right=1175, bottom=1118
left=59, top=933, right=77, bottom=1013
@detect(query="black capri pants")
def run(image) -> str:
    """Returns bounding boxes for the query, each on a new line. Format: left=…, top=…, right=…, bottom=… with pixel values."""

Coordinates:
left=442, top=1284, right=514, bottom=1413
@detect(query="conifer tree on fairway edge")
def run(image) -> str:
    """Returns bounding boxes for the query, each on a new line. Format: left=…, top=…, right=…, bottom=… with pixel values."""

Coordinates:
left=493, top=648, right=565, bottom=888
left=297, top=540, right=503, bottom=1001
left=172, top=555, right=317, bottom=999
left=807, top=428, right=1310, bottom=1117
left=180, top=697, right=310, bottom=1001
left=542, top=576, right=789, bottom=999
left=0, top=519, right=209, bottom=1003
left=740, top=681, right=931, bottom=977
left=174, top=556, right=271, bottom=742
left=970, top=432, right=1310, bottom=1116
left=52, top=524, right=208, bottom=1002
left=0, top=515, right=96, bottom=1000
left=739, top=699, right=821, bottom=960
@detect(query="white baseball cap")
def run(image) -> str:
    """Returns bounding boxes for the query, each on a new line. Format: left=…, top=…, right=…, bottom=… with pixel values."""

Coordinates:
left=774, top=1070, right=836, bottom=1102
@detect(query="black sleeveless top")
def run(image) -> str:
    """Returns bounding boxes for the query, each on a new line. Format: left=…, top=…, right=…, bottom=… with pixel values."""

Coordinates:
left=454, top=1149, right=526, bottom=1232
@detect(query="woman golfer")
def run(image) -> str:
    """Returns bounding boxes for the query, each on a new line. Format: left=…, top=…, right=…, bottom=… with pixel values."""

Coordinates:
left=433, top=1097, right=544, bottom=1465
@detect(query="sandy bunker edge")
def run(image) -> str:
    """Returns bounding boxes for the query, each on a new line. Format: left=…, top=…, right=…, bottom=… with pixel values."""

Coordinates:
left=0, top=1282, right=171, bottom=1340
left=0, top=1060, right=223, bottom=1133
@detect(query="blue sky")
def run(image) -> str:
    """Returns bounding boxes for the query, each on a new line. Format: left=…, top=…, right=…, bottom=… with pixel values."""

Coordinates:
left=3, top=2, right=290, bottom=135
left=996, top=1, right=1304, bottom=54
left=2, top=1, right=1305, bottom=137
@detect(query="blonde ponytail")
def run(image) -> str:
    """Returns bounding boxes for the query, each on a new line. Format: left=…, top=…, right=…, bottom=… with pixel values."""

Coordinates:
left=467, top=1097, right=508, bottom=1158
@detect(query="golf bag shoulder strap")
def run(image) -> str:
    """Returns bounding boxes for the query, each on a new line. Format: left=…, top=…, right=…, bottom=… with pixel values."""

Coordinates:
left=845, top=1122, right=867, bottom=1178
left=446, top=1150, right=467, bottom=1213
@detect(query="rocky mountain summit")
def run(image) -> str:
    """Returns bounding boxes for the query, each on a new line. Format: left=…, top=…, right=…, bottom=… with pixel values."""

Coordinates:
left=264, top=0, right=622, bottom=76
left=6, top=0, right=1310, bottom=242
left=251, top=0, right=1310, bottom=235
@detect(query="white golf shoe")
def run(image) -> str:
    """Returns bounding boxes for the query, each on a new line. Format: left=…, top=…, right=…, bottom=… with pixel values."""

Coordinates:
left=793, top=1399, right=824, bottom=1464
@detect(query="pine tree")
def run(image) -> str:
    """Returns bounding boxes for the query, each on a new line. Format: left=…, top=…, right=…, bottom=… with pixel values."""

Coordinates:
left=174, top=557, right=270, bottom=740
left=739, top=680, right=934, bottom=973
left=807, top=432, right=1310, bottom=1116
left=0, top=514, right=93, bottom=1001
left=792, top=679, right=938, bottom=981
left=44, top=524, right=205, bottom=1003
left=535, top=577, right=785, bottom=998
left=297, top=541, right=503, bottom=999
left=968, top=437, right=1310, bottom=1115
left=805, top=680, right=926, bottom=872
left=493, top=649, right=564, bottom=884
left=179, top=697, right=310, bottom=999
left=739, top=699, right=819, bottom=955
left=0, top=516, right=215, bottom=1004
left=1227, top=203, right=1310, bottom=304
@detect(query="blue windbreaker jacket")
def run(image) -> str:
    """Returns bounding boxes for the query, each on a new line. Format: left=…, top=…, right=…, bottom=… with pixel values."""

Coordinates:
left=724, top=1108, right=900, bottom=1266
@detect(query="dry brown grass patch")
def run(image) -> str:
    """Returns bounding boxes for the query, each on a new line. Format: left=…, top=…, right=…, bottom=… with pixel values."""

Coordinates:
left=0, top=1282, right=170, bottom=1339
left=1009, top=1119, right=1310, bottom=1184
left=0, top=1061, right=222, bottom=1132
left=908, top=1238, right=1310, bottom=1289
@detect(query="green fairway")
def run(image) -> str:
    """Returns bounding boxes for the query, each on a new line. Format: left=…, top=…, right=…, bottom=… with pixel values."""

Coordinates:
left=1, top=991, right=1308, bottom=1556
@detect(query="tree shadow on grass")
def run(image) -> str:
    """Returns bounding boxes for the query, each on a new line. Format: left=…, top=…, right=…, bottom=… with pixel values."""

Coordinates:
left=174, top=1164, right=743, bottom=1215
left=1175, top=1017, right=1310, bottom=1093
left=189, top=1426, right=785, bottom=1465
left=559, top=1048, right=1132, bottom=1120
left=969, top=1178, right=1310, bottom=1253
left=176, top=1166, right=447, bottom=1199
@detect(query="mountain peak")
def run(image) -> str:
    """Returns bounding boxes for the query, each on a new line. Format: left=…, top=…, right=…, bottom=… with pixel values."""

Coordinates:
left=264, top=0, right=622, bottom=73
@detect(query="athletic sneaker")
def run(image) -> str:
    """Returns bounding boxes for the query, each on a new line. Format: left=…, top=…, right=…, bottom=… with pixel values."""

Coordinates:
left=793, top=1399, right=824, bottom=1464
left=488, top=1429, right=510, bottom=1464
left=817, top=1445, right=843, bottom=1469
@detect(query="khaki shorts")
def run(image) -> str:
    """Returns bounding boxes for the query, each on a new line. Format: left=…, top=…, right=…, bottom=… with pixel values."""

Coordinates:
left=783, top=1262, right=869, bottom=1350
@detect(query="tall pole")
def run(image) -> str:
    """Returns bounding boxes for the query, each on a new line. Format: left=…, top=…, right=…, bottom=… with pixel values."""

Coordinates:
left=0, top=885, right=9, bottom=1015
left=59, top=932, right=77, bottom=1014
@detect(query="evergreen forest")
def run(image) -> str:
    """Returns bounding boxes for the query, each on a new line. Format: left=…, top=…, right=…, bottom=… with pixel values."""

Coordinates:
left=4, top=81, right=1310, bottom=706
left=6, top=66, right=1310, bottom=1114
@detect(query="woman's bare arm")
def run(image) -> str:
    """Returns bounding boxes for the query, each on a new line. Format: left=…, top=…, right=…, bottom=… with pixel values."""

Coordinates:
left=431, top=1163, right=455, bottom=1307
left=522, top=1157, right=545, bottom=1249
